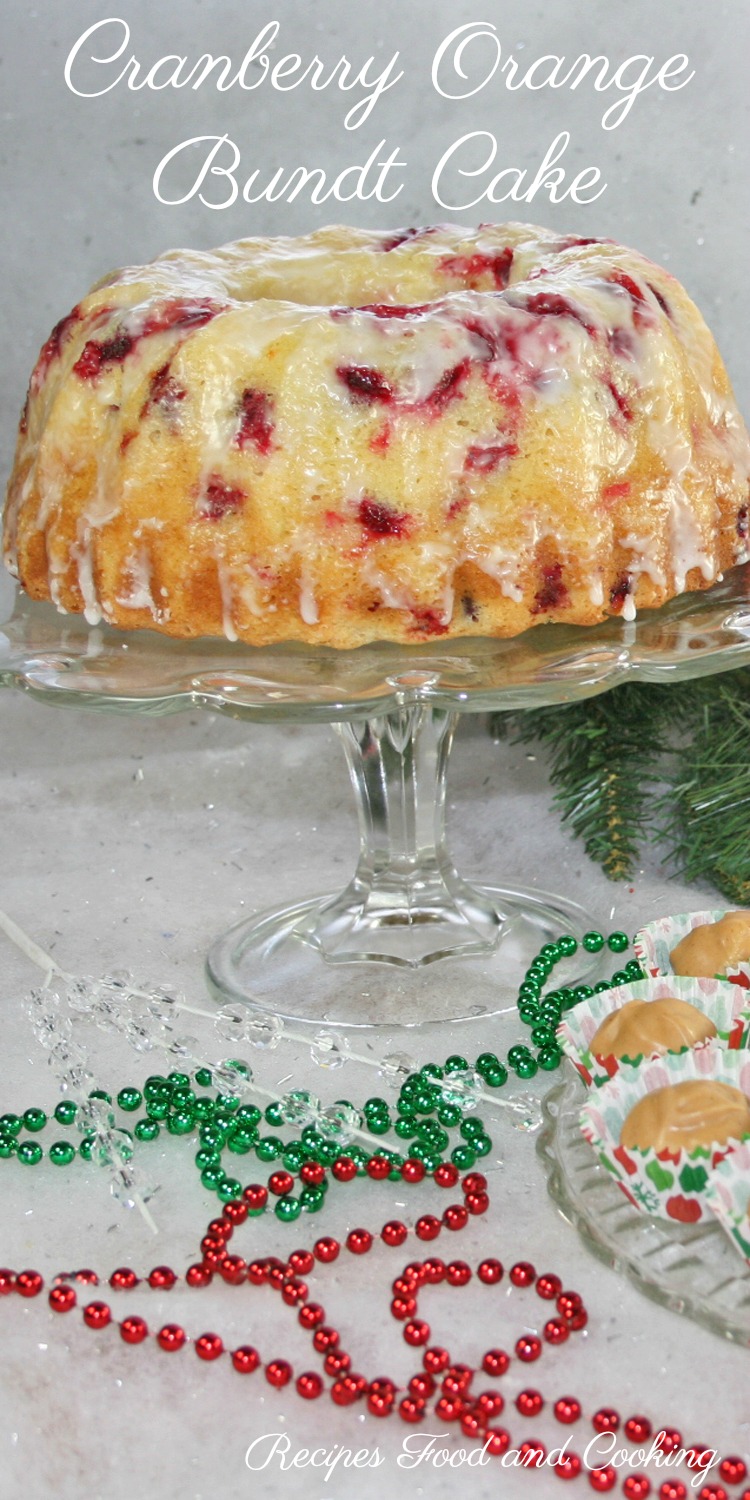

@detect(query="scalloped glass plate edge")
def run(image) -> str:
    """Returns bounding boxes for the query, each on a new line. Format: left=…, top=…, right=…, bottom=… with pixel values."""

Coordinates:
left=537, top=1071, right=750, bottom=1346
left=2, top=563, right=750, bottom=719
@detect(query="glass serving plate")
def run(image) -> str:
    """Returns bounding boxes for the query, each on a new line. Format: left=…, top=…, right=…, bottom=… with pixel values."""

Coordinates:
left=3, top=564, right=750, bottom=1027
left=538, top=1069, right=750, bottom=1344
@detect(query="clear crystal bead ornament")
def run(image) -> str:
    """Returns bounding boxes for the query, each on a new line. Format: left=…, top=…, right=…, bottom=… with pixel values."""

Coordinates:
left=280, top=1089, right=321, bottom=1126
left=378, top=1052, right=416, bottom=1089
left=316, top=1102, right=362, bottom=1143
left=243, top=1012, right=284, bottom=1050
left=310, top=1030, right=349, bottom=1070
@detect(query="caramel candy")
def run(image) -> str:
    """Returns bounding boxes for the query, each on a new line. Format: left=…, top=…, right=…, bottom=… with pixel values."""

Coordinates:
left=620, top=1080, right=750, bottom=1153
left=670, top=911, right=750, bottom=978
left=589, top=997, right=717, bottom=1060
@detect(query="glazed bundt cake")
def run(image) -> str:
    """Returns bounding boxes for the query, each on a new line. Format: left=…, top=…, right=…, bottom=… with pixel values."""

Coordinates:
left=4, top=223, right=750, bottom=646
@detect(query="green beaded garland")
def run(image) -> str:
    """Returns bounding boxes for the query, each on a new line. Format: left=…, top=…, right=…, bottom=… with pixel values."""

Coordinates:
left=537, top=1045, right=562, bottom=1070
left=17, top=1140, right=43, bottom=1165
left=194, top=1067, right=213, bottom=1088
left=515, top=1056, right=539, bottom=1080
left=450, top=1143, right=476, bottom=1170
left=0, top=1114, right=22, bottom=1137
left=255, top=1136, right=283, bottom=1162
left=22, top=1108, right=47, bottom=1133
left=444, top=1055, right=469, bottom=1073
left=582, top=930, right=604, bottom=952
left=607, top=931, right=629, bottom=953
left=49, top=1141, right=76, bottom=1166
left=53, top=1101, right=77, bottom=1126
left=0, top=1135, right=15, bottom=1159
left=167, top=1110, right=195, bottom=1136
left=200, top=1165, right=225, bottom=1190
left=116, top=1087, right=142, bottom=1113
left=275, top=1194, right=302, bottom=1221
left=217, top=1176, right=243, bottom=1203
left=134, top=1119, right=160, bottom=1142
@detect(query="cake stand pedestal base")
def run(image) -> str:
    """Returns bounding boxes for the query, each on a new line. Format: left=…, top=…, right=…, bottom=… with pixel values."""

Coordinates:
left=205, top=705, right=594, bottom=1027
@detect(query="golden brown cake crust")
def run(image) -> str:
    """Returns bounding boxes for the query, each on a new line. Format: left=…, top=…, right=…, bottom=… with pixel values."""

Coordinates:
left=620, top=1079, right=750, bottom=1153
left=5, top=223, right=750, bottom=646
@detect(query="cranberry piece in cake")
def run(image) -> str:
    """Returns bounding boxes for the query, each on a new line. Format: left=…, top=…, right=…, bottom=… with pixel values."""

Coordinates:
left=532, top=563, right=568, bottom=614
left=199, top=475, right=246, bottom=521
left=337, top=365, right=395, bottom=404
left=357, top=497, right=410, bottom=538
left=235, top=389, right=275, bottom=455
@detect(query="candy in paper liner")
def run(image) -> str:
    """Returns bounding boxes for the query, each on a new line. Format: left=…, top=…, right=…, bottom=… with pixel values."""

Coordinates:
left=558, top=976, right=750, bottom=1088
left=580, top=1048, right=750, bottom=1224
left=634, top=907, right=750, bottom=986
left=704, top=1142, right=750, bottom=1266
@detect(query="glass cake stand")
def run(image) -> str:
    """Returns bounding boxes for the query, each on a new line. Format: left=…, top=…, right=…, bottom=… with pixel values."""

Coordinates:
left=538, top=1069, right=750, bottom=1344
left=2, top=565, right=750, bottom=1027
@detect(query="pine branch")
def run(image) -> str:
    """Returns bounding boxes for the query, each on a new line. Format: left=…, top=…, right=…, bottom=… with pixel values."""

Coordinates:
left=664, top=671, right=750, bottom=900
left=489, top=667, right=750, bottom=887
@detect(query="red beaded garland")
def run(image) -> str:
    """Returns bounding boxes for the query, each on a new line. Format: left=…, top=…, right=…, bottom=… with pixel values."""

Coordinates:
left=323, top=1350, right=351, bottom=1377
left=537, top=1273, right=563, bottom=1300
left=296, top=1371, right=323, bottom=1399
left=313, top=1236, right=340, bottom=1264
left=556, top=1452, right=583, bottom=1481
left=403, top=1319, right=430, bottom=1347
left=298, top=1302, right=324, bottom=1330
left=625, top=1416, right=653, bottom=1442
left=422, top=1258, right=445, bottom=1284
left=423, top=1346, right=450, bottom=1374
left=510, top=1261, right=536, bottom=1287
left=443, top=1204, right=468, bottom=1231
left=268, top=1171, right=294, bottom=1196
left=148, top=1265, right=177, bottom=1290
left=384, top=1218, right=408, bottom=1242
left=300, top=1163, right=325, bottom=1187
left=623, top=1479, right=652, bottom=1500
left=658, top=1483, right=686, bottom=1500
left=515, top=1335, right=542, bottom=1363
left=48, top=1285, right=76, bottom=1313
left=346, top=1228, right=372, bottom=1256
left=120, top=1315, right=148, bottom=1343
left=719, top=1458, right=747, bottom=1484
left=697, top=1486, right=728, bottom=1500
left=478, top=1258, right=503, bottom=1284
left=366, top=1157, right=391, bottom=1181
left=592, top=1408, right=620, bottom=1433
left=332, top=1157, right=357, bottom=1183
left=482, top=1349, right=510, bottom=1377
left=555, top=1397, right=582, bottom=1424
left=465, top=1191, right=490, bottom=1215
left=222, top=1200, right=248, bottom=1225
left=110, top=1267, right=138, bottom=1291
left=0, top=1269, right=15, bottom=1295
left=544, top=1317, right=570, bottom=1345
left=446, top=1260, right=471, bottom=1287
left=656, top=1428, right=683, bottom=1454
left=83, top=1301, right=111, bottom=1329
left=242, top=1184, right=268, bottom=1211
left=484, top=1427, right=511, bottom=1456
left=401, top=1159, right=425, bottom=1183
left=475, top=1390, right=504, bottom=1419
left=157, top=1323, right=186, bottom=1352
left=195, top=1332, right=224, bottom=1361
left=518, top=1439, right=546, bottom=1468
left=231, top=1345, right=259, bottom=1373
left=516, top=1389, right=544, bottom=1417
left=434, top=1163, right=459, bottom=1188
left=415, top=1215, right=441, bottom=1241
left=265, top=1359, right=293, bottom=1388
left=589, top=1467, right=617, bottom=1492
left=16, top=1270, right=43, bottom=1298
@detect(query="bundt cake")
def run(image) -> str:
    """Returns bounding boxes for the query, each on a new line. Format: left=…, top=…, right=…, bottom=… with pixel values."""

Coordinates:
left=4, top=222, right=750, bottom=646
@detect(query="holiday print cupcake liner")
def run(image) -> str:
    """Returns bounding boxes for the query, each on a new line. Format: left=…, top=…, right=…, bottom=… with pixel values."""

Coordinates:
left=558, top=976, right=750, bottom=1088
left=580, top=1048, right=750, bottom=1225
left=634, top=907, right=750, bottom=987
left=704, top=1141, right=750, bottom=1266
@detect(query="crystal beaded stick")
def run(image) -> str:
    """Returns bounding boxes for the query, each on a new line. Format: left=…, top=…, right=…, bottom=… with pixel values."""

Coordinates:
left=5, top=223, right=750, bottom=646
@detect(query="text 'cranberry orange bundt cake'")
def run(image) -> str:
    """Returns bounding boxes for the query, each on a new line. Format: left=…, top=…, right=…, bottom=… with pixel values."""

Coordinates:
left=4, top=223, right=750, bottom=646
